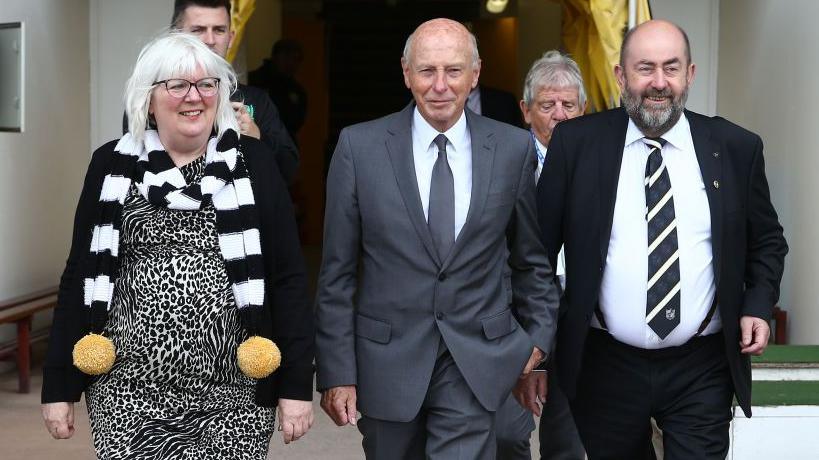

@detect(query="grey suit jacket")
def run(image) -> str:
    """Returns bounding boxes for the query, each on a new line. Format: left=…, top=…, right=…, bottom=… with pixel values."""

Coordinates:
left=316, top=104, right=559, bottom=422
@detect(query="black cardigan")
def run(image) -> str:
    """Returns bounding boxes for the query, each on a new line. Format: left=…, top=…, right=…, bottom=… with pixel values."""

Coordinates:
left=42, top=136, right=314, bottom=407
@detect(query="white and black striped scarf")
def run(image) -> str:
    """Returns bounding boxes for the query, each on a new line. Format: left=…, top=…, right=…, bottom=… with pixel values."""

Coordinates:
left=84, top=129, right=266, bottom=334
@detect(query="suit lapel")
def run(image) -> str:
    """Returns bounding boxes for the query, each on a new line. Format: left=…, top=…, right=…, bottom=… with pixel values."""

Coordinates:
left=441, top=109, right=494, bottom=270
left=385, top=104, right=442, bottom=267
left=687, top=111, right=723, bottom=286
left=599, top=108, right=630, bottom=262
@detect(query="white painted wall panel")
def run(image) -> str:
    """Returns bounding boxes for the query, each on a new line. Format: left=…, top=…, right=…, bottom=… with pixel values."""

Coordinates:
left=651, top=0, right=719, bottom=115
left=0, top=0, right=90, bottom=356
left=719, top=0, right=813, bottom=344
left=89, top=0, right=173, bottom=148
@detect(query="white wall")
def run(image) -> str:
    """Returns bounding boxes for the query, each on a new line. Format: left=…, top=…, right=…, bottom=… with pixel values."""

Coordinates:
left=718, top=0, right=813, bottom=344
left=0, top=25, right=23, bottom=130
left=0, top=0, right=90, bottom=347
left=89, top=0, right=173, bottom=148
left=651, top=0, right=720, bottom=115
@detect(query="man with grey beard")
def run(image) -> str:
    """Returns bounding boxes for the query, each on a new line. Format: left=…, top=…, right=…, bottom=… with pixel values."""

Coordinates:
left=523, top=19, right=787, bottom=459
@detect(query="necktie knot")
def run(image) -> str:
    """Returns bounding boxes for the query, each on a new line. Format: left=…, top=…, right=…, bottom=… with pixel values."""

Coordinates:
left=643, top=137, right=667, bottom=150
left=433, top=134, right=449, bottom=156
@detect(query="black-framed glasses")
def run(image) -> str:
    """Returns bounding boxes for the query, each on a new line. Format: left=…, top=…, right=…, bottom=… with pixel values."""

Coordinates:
left=153, top=77, right=221, bottom=98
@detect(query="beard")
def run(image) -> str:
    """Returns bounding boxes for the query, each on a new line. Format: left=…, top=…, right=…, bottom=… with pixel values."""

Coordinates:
left=621, top=82, right=688, bottom=137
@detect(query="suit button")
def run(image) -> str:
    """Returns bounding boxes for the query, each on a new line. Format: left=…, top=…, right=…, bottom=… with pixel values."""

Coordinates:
left=436, top=312, right=444, bottom=320
left=438, top=273, right=447, bottom=281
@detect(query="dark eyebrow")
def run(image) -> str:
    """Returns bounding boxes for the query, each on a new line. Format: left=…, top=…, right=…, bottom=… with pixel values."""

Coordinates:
left=634, top=57, right=682, bottom=68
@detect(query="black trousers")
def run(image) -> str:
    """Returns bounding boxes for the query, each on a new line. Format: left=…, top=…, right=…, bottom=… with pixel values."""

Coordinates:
left=538, top=364, right=585, bottom=460
left=571, top=328, right=733, bottom=460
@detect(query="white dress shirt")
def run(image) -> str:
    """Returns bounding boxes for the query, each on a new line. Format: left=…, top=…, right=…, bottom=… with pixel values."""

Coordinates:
left=412, top=108, right=472, bottom=240
left=596, top=114, right=721, bottom=349
left=533, top=135, right=566, bottom=285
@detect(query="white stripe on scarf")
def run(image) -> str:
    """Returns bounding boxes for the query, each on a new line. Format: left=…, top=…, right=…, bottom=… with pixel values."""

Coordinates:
left=85, top=130, right=262, bottom=312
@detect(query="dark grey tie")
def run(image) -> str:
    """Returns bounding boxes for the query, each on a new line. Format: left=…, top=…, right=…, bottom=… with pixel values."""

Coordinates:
left=429, top=134, right=455, bottom=260
left=644, top=137, right=680, bottom=339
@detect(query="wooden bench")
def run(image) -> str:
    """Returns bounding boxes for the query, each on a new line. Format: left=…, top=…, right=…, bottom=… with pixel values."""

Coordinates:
left=0, top=287, right=58, bottom=393
left=771, top=306, right=788, bottom=345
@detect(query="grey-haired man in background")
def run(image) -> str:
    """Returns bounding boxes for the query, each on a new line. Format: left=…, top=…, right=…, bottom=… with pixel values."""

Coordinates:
left=496, top=50, right=586, bottom=460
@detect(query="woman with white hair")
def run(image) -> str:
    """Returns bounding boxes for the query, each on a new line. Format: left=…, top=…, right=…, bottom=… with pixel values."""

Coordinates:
left=40, top=32, right=314, bottom=458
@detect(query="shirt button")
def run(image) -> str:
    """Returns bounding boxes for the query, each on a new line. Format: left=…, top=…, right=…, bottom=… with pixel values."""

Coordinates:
left=438, top=273, right=447, bottom=281
left=436, top=312, right=444, bottom=320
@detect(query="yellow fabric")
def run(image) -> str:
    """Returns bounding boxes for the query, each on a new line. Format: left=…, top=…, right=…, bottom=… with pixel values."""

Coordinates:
left=73, top=333, right=116, bottom=375
left=237, top=336, right=281, bottom=379
left=226, top=0, right=256, bottom=63
left=558, top=0, right=652, bottom=112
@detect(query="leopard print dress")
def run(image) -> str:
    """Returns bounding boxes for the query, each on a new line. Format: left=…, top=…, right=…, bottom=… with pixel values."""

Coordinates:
left=86, top=156, right=275, bottom=459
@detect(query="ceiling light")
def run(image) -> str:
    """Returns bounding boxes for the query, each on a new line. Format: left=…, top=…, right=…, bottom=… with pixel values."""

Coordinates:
left=486, top=0, right=508, bottom=14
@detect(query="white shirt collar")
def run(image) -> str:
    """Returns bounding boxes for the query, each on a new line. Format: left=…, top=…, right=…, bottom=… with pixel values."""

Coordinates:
left=624, top=112, right=692, bottom=152
left=413, top=107, right=469, bottom=154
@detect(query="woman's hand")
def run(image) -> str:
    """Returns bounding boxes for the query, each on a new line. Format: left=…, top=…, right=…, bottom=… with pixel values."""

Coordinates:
left=277, top=398, right=314, bottom=444
left=42, top=402, right=75, bottom=439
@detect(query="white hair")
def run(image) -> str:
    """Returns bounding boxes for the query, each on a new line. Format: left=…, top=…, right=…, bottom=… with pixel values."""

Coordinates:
left=522, top=50, right=586, bottom=109
left=124, top=32, right=238, bottom=143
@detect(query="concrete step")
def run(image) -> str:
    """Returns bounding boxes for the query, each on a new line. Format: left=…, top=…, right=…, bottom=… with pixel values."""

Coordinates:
left=730, top=406, right=819, bottom=459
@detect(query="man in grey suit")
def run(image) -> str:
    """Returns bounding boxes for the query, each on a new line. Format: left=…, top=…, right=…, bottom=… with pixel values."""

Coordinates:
left=315, top=18, right=559, bottom=459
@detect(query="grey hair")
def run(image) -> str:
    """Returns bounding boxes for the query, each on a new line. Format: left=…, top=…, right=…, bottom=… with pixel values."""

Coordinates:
left=522, top=50, right=586, bottom=109
left=402, top=25, right=480, bottom=67
left=124, top=32, right=238, bottom=143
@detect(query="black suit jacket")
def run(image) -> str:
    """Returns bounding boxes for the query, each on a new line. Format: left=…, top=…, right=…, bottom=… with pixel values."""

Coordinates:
left=479, top=85, right=523, bottom=128
left=234, top=84, right=300, bottom=184
left=536, top=107, right=787, bottom=418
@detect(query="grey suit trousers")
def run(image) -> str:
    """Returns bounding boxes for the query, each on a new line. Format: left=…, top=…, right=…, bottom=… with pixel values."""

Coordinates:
left=495, top=367, right=585, bottom=460
left=359, top=341, right=496, bottom=460
left=495, top=393, right=535, bottom=459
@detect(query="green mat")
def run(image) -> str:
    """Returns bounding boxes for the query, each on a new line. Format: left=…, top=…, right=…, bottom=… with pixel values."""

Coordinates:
left=751, top=381, right=819, bottom=406
left=752, top=345, right=819, bottom=364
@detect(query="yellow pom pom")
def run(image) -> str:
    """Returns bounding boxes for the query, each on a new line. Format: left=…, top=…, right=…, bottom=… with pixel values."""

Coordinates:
left=72, top=333, right=116, bottom=375
left=237, top=336, right=281, bottom=379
